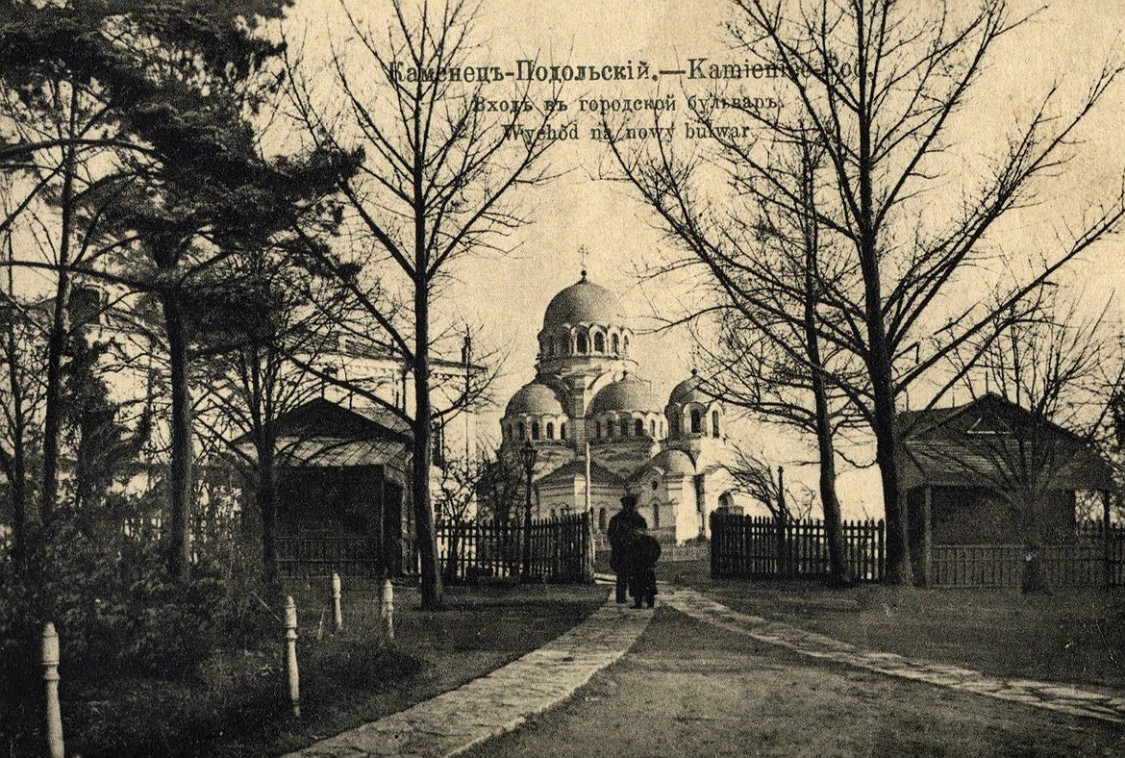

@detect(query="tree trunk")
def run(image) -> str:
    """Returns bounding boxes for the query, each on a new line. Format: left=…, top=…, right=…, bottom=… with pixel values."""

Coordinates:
left=1021, top=542, right=1046, bottom=594
left=40, top=124, right=78, bottom=522
left=870, top=360, right=911, bottom=585
left=4, top=322, right=30, bottom=565
left=163, top=294, right=194, bottom=582
left=811, top=374, right=849, bottom=587
left=853, top=11, right=911, bottom=586
left=258, top=440, right=279, bottom=588
left=413, top=278, right=442, bottom=608
left=799, top=149, right=850, bottom=588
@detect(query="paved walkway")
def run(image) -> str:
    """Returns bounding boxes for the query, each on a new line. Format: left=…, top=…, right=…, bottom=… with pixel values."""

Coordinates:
left=661, top=584, right=1125, bottom=727
left=281, top=592, right=651, bottom=758
left=285, top=582, right=1125, bottom=757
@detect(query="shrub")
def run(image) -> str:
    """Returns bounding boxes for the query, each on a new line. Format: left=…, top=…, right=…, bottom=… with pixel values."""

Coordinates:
left=0, top=494, right=274, bottom=690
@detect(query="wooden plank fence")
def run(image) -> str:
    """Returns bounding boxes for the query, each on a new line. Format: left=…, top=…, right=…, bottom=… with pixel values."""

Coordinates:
left=437, top=512, right=591, bottom=584
left=278, top=536, right=383, bottom=579
left=932, top=522, right=1125, bottom=588
left=711, top=513, right=885, bottom=582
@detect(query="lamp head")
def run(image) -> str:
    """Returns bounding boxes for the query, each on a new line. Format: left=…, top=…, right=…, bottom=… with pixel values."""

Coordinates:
left=518, top=440, right=537, bottom=473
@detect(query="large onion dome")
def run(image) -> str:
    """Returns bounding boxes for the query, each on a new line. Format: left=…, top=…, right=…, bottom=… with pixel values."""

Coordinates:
left=542, top=274, right=620, bottom=327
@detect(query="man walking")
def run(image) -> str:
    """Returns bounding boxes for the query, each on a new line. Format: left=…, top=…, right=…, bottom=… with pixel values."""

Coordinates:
left=607, top=493, right=646, bottom=604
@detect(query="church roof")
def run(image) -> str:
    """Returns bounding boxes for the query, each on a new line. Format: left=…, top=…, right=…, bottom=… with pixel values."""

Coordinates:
left=505, top=381, right=564, bottom=416
left=537, top=459, right=625, bottom=487
left=590, top=374, right=657, bottom=414
left=542, top=274, right=621, bottom=327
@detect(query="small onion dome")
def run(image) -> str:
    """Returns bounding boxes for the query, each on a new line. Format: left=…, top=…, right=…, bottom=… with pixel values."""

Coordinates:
left=669, top=369, right=710, bottom=405
left=649, top=448, right=696, bottom=475
left=589, top=374, right=657, bottom=415
left=505, top=382, right=564, bottom=416
left=543, top=274, right=620, bottom=328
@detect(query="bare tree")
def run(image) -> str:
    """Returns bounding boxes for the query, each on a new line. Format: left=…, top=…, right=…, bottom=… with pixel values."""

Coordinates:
left=730, top=447, right=813, bottom=521
left=649, top=131, right=867, bottom=586
left=0, top=222, right=45, bottom=564
left=609, top=0, right=1125, bottom=584
left=284, top=0, right=562, bottom=607
left=945, top=294, right=1120, bottom=591
left=194, top=254, right=349, bottom=586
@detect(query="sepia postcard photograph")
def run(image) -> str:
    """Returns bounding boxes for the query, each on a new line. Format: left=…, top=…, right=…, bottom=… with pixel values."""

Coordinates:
left=1, top=0, right=1123, bottom=755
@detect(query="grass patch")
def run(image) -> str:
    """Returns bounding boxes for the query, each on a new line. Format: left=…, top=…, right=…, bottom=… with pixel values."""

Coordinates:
left=2, top=581, right=605, bottom=757
left=669, top=560, right=1125, bottom=690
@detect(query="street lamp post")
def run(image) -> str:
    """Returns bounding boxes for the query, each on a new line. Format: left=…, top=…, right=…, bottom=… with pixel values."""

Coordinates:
left=519, top=440, right=537, bottom=582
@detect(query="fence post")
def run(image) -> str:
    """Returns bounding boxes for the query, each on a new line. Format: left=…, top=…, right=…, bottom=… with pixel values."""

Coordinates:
left=42, top=622, right=64, bottom=758
left=877, top=519, right=886, bottom=581
left=331, top=573, right=344, bottom=633
left=709, top=512, right=718, bottom=578
left=284, top=596, right=301, bottom=719
left=380, top=579, right=395, bottom=640
left=922, top=487, right=933, bottom=588
left=583, top=511, right=595, bottom=583
left=1104, top=490, right=1113, bottom=589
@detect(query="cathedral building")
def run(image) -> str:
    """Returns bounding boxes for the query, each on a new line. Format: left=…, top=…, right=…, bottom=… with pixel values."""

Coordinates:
left=499, top=272, right=739, bottom=545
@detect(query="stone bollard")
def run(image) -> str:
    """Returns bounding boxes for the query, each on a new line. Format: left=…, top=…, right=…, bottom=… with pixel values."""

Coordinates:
left=332, top=572, right=344, bottom=633
left=379, top=579, right=395, bottom=641
left=284, top=596, right=301, bottom=718
left=42, top=622, right=64, bottom=758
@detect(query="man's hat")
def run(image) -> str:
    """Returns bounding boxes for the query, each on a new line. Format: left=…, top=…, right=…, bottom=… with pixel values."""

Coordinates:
left=620, top=493, right=637, bottom=509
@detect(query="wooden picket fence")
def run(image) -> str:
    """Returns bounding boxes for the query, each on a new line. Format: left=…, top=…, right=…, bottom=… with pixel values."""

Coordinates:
left=710, top=513, right=886, bottom=582
left=436, top=512, right=591, bottom=584
left=932, top=522, right=1125, bottom=588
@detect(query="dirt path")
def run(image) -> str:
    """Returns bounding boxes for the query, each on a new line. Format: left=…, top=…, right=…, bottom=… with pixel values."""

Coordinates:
left=462, top=607, right=1125, bottom=758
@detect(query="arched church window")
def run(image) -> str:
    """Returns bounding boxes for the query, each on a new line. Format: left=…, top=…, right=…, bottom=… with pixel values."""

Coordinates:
left=577, top=332, right=588, bottom=353
left=531, top=421, right=540, bottom=440
left=652, top=503, right=660, bottom=528
left=634, top=418, right=643, bottom=437
left=619, top=418, right=628, bottom=437
left=599, top=508, right=607, bottom=531
left=650, top=419, right=656, bottom=437
left=606, top=420, right=613, bottom=438
left=623, top=335, right=630, bottom=353
left=561, top=422, right=568, bottom=440
left=691, top=409, right=702, bottom=434
left=546, top=422, right=554, bottom=439
left=611, top=334, right=619, bottom=353
left=518, top=422, right=525, bottom=439
left=711, top=410, right=720, bottom=437
left=594, top=333, right=605, bottom=352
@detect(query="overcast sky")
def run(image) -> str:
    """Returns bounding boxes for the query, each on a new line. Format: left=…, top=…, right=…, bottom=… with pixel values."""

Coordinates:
left=274, top=0, right=1125, bottom=516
